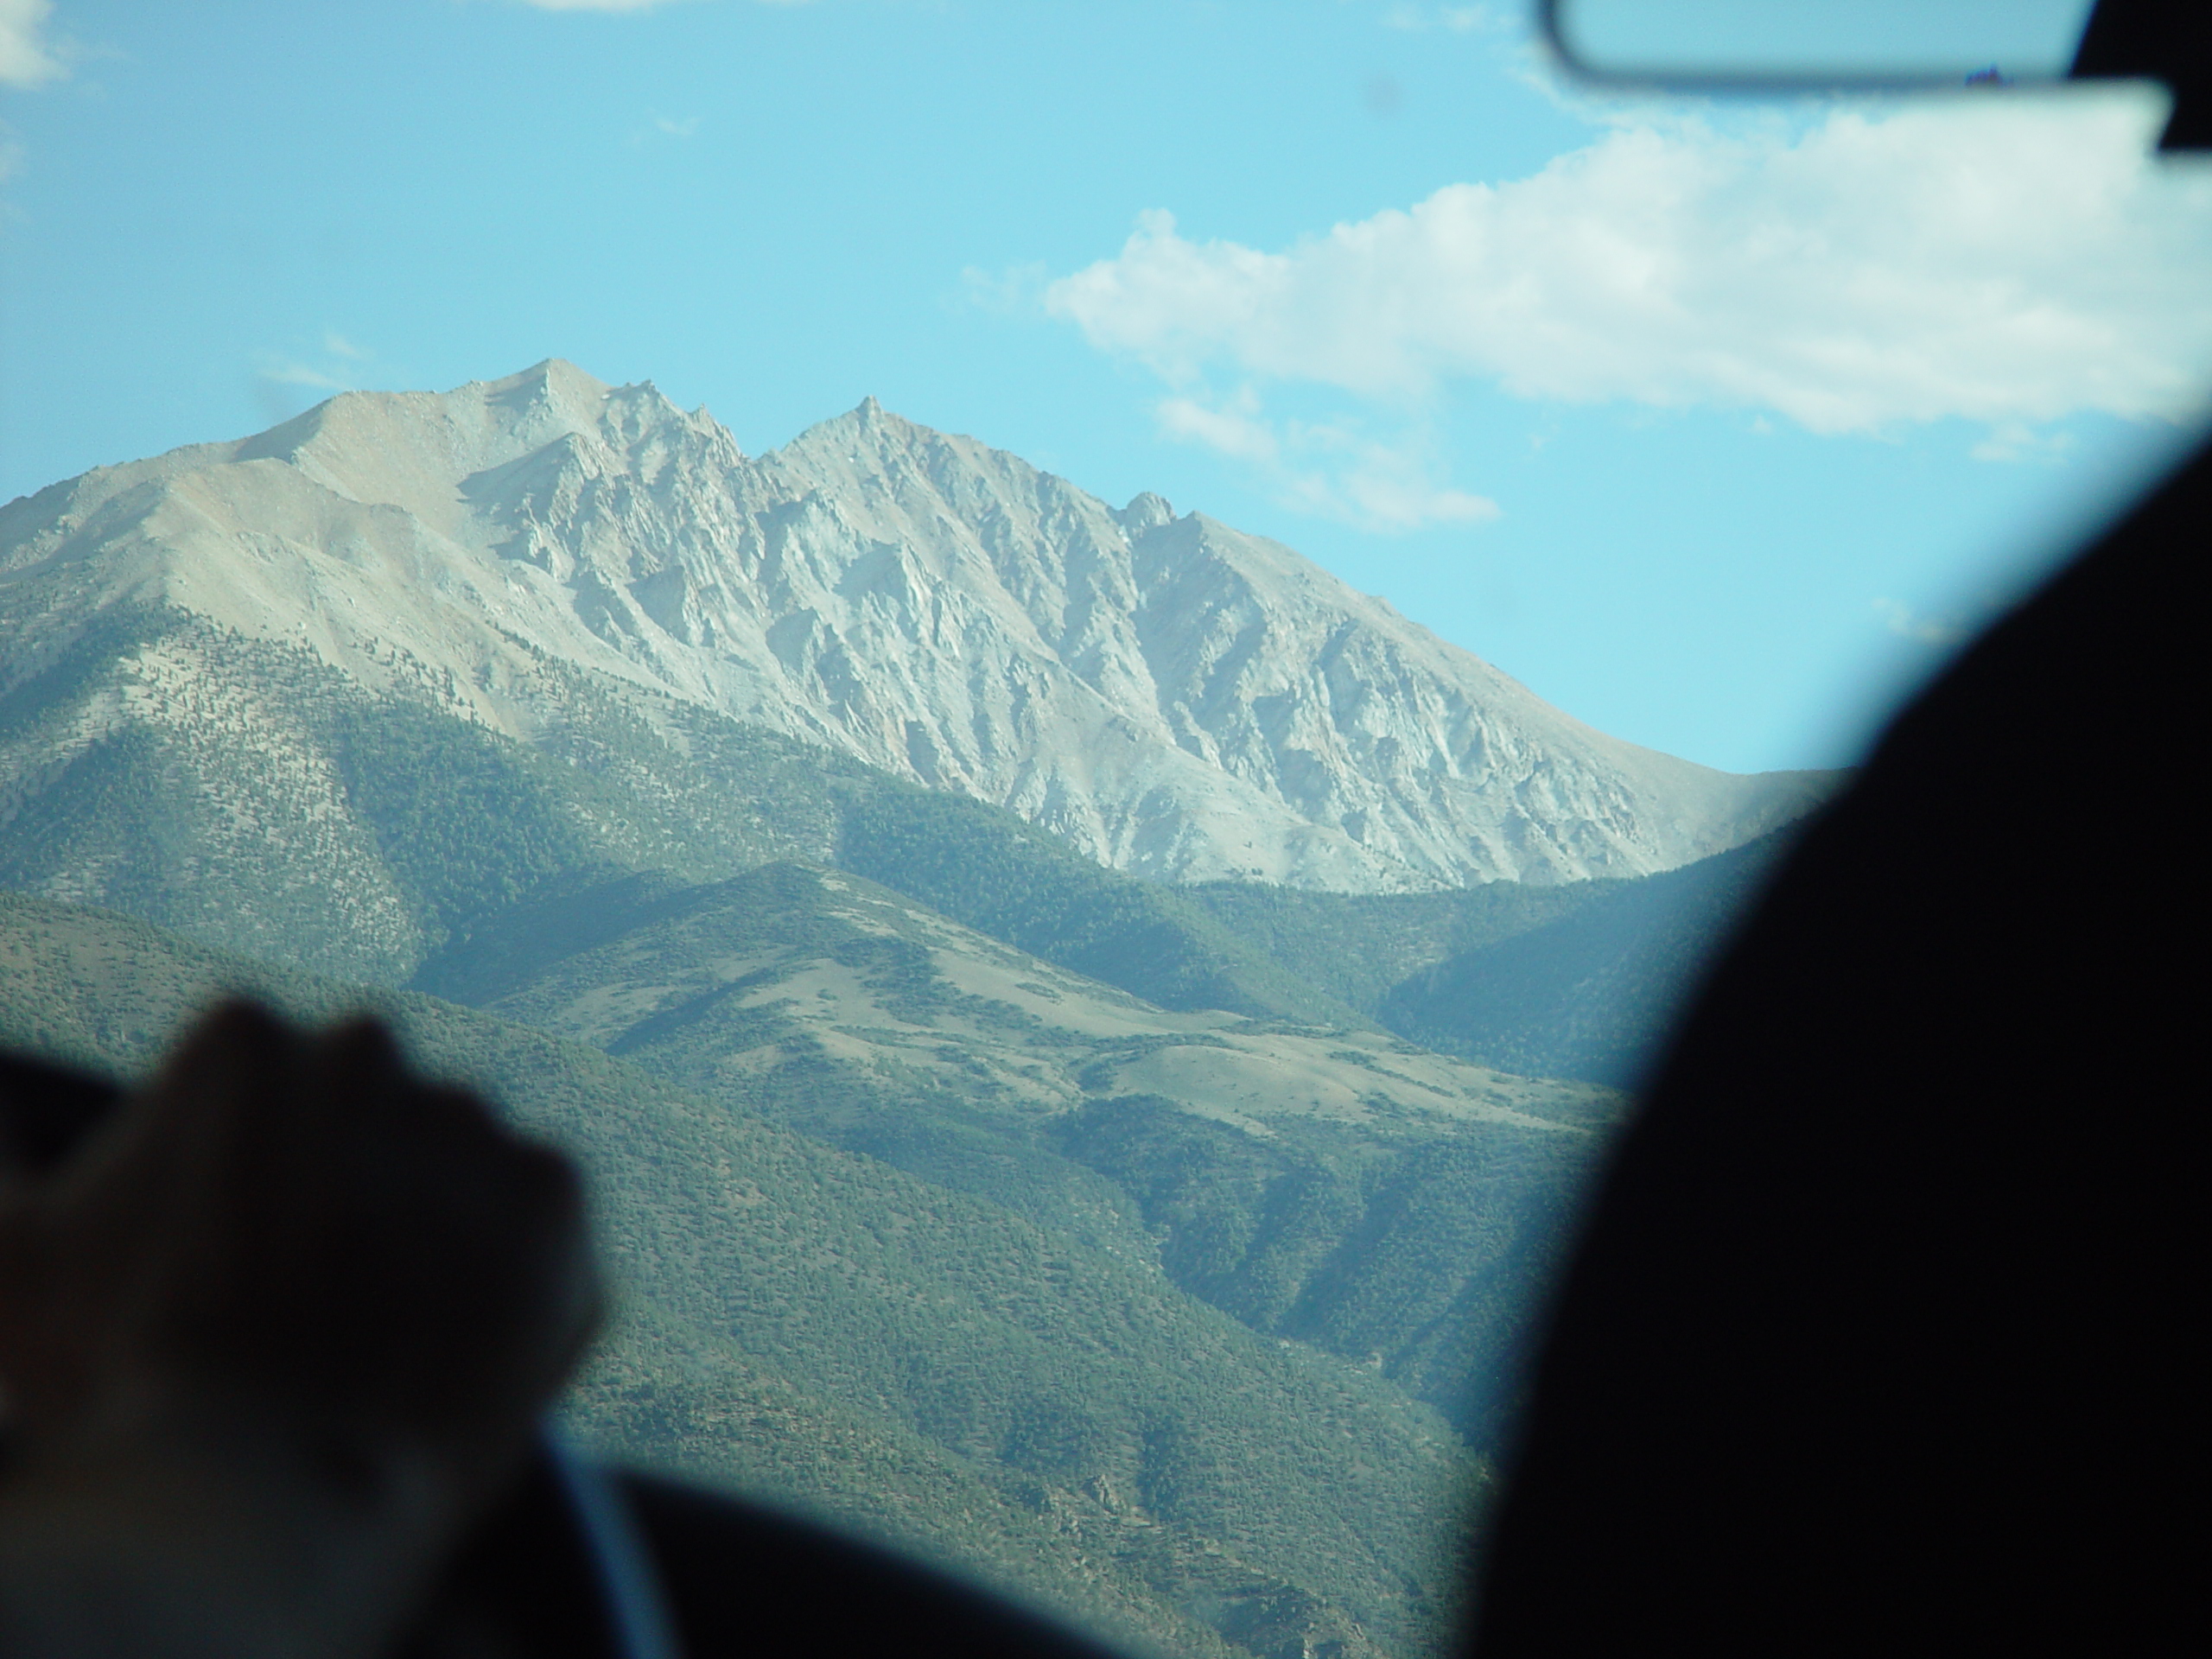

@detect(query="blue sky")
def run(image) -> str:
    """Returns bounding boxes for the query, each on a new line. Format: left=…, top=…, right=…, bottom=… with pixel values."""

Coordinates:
left=4, top=0, right=2209, bottom=772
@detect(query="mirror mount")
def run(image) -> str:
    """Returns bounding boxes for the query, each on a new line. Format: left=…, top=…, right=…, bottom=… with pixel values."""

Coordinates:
left=2069, top=1, right=2211, bottom=149
left=1539, top=0, right=2209, bottom=151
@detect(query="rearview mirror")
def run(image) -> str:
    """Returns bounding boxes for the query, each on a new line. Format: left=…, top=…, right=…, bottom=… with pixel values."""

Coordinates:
left=1541, top=0, right=2101, bottom=87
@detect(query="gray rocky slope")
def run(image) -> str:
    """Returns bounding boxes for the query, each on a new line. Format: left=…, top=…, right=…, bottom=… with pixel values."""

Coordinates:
left=0, top=359, right=1827, bottom=891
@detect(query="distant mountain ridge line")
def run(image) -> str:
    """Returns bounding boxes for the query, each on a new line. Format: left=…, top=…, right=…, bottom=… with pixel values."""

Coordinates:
left=0, top=359, right=1832, bottom=893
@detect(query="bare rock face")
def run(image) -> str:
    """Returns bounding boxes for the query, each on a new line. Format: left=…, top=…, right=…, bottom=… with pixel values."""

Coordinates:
left=0, top=359, right=1828, bottom=891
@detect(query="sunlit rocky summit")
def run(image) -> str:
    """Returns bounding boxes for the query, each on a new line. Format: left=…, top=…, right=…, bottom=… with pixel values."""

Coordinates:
left=1, top=359, right=1824, bottom=893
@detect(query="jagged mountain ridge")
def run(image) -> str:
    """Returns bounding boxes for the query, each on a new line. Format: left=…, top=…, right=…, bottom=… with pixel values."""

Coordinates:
left=0, top=359, right=1828, bottom=889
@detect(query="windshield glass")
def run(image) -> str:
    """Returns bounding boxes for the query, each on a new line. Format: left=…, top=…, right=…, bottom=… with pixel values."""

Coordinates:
left=4, top=4, right=2207, bottom=1656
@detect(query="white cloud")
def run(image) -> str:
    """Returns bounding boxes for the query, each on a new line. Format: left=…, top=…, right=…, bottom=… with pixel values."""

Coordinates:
left=627, top=111, right=702, bottom=145
left=1045, top=90, right=2212, bottom=439
left=1157, top=394, right=1281, bottom=465
left=1382, top=3, right=1511, bottom=35
left=0, top=0, right=63, bottom=88
left=251, top=340, right=371, bottom=423
left=1873, top=597, right=1966, bottom=645
left=258, top=360, right=348, bottom=392
left=257, top=328, right=379, bottom=397
left=1968, top=420, right=2075, bottom=463
left=960, top=260, right=1049, bottom=316
left=1156, top=389, right=1498, bottom=531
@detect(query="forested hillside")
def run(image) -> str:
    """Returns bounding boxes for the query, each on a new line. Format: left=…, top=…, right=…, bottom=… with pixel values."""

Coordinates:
left=1376, top=834, right=1796, bottom=1087
left=410, top=860, right=1614, bottom=1445
left=1, top=891, right=1493, bottom=1659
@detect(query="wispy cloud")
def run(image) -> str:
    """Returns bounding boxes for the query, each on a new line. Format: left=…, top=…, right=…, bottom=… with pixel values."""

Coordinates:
left=1872, top=597, right=1966, bottom=645
left=0, top=0, right=62, bottom=89
left=960, top=260, right=1050, bottom=316
left=1156, top=389, right=1498, bottom=531
left=1968, top=421, right=2076, bottom=463
left=1382, top=3, right=1512, bottom=35
left=1156, top=394, right=1281, bottom=465
left=258, top=360, right=348, bottom=391
left=251, top=336, right=376, bottom=423
left=1045, top=90, right=2212, bottom=454
left=627, top=110, right=702, bottom=144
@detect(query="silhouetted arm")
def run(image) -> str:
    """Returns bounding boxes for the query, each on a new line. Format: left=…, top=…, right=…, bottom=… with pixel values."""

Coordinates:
left=0, top=1005, right=601, bottom=1659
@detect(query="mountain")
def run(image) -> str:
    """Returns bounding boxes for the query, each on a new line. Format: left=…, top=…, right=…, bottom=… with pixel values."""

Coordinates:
left=0, top=359, right=1828, bottom=912
left=405, top=779, right=1388, bottom=1033
left=408, top=858, right=1617, bottom=1442
left=1178, top=880, right=1630, bottom=1024
left=1377, top=832, right=1796, bottom=1088
left=0, top=360, right=1807, bottom=1657
left=1, top=888, right=1495, bottom=1659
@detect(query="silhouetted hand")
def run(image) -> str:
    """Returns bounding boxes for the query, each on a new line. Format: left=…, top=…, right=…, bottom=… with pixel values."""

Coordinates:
left=0, top=1003, right=601, bottom=1658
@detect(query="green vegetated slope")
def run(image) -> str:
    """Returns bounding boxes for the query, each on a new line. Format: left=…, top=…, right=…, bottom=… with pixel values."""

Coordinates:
left=1376, top=833, right=1796, bottom=1088
left=0, top=597, right=1779, bottom=1657
left=421, top=861, right=1619, bottom=1450
left=0, top=601, right=1778, bottom=1094
left=0, top=597, right=1728, bottom=1420
left=0, top=605, right=856, bottom=982
left=2, top=603, right=1384, bottom=1031
left=1178, top=834, right=1796, bottom=1089
left=1174, top=882, right=1619, bottom=1022
left=1, top=891, right=1486, bottom=1659
left=836, top=789, right=1369, bottom=1027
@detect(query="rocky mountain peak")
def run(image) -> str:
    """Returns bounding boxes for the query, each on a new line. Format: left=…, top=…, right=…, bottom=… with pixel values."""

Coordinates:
left=0, top=362, right=1834, bottom=892
left=1116, top=493, right=1177, bottom=536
